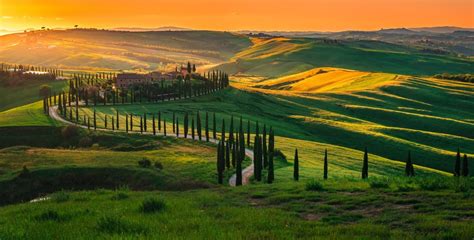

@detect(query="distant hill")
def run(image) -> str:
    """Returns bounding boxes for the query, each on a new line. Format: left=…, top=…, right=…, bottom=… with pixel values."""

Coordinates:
left=409, top=26, right=474, bottom=33
left=217, top=38, right=474, bottom=77
left=0, top=29, right=252, bottom=71
left=112, top=26, right=192, bottom=32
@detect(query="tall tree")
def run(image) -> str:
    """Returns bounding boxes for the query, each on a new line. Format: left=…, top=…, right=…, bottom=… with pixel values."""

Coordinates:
left=116, top=111, right=119, bottom=130
left=197, top=111, right=202, bottom=141
left=268, top=128, right=275, bottom=183
left=143, top=113, right=147, bottom=132
left=163, top=118, right=167, bottom=136
left=93, top=108, right=97, bottom=130
left=405, top=151, right=415, bottom=177
left=172, top=112, right=176, bottom=133
left=323, top=149, right=328, bottom=180
left=205, top=112, right=209, bottom=142
left=263, top=124, right=268, bottom=168
left=176, top=117, right=179, bottom=137
left=158, top=112, right=161, bottom=131
left=226, top=140, right=230, bottom=169
left=454, top=148, right=461, bottom=177
left=462, top=154, right=469, bottom=177
left=217, top=141, right=223, bottom=184
left=362, top=147, right=369, bottom=179
left=247, top=120, right=251, bottom=147
left=184, top=112, right=189, bottom=138
left=191, top=117, right=195, bottom=140
left=152, top=114, right=156, bottom=135
left=126, top=114, right=129, bottom=132
left=294, top=148, right=299, bottom=181
left=221, top=119, right=226, bottom=142
left=213, top=113, right=217, bottom=139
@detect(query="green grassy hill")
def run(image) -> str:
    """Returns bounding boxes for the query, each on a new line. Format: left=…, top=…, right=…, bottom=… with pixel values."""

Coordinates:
left=217, top=38, right=474, bottom=77
left=0, top=29, right=252, bottom=71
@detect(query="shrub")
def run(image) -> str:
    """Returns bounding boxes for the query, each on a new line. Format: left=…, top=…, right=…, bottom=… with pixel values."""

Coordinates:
left=96, top=215, right=147, bottom=235
left=52, top=191, right=70, bottom=203
left=154, top=161, right=163, bottom=170
left=139, top=198, right=166, bottom=214
left=305, top=179, right=324, bottom=191
left=61, top=125, right=79, bottom=140
left=369, top=178, right=390, bottom=189
left=78, top=137, right=93, bottom=148
left=138, top=158, right=151, bottom=168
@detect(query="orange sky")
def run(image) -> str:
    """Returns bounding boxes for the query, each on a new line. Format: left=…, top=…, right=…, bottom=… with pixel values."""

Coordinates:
left=1, top=0, right=473, bottom=31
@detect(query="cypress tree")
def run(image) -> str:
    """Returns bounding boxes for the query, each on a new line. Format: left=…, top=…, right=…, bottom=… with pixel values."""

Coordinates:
left=173, top=112, right=176, bottom=133
left=247, top=120, right=250, bottom=147
left=176, top=117, right=179, bottom=137
left=253, top=136, right=261, bottom=181
left=191, top=117, right=195, bottom=140
left=130, top=114, right=133, bottom=131
left=362, top=147, right=369, bottom=179
left=221, top=119, right=225, bottom=142
left=229, top=116, right=234, bottom=144
left=140, top=116, right=143, bottom=133
left=152, top=114, right=156, bottom=135
left=184, top=112, right=189, bottom=138
left=158, top=112, right=161, bottom=131
left=87, top=117, right=90, bottom=130
left=213, top=112, right=217, bottom=139
left=197, top=111, right=202, bottom=141
left=263, top=124, right=268, bottom=168
left=226, top=141, right=231, bottom=169
left=112, top=116, right=115, bottom=131
left=267, top=128, right=275, bottom=183
left=454, top=148, right=461, bottom=177
left=294, top=148, right=299, bottom=181
left=164, top=118, right=167, bottom=136
left=232, top=140, right=237, bottom=168
left=405, top=151, right=415, bottom=177
left=143, top=113, right=147, bottom=132
left=236, top=141, right=242, bottom=186
left=324, top=149, right=328, bottom=180
left=462, top=154, right=469, bottom=177
left=126, top=114, right=129, bottom=132
left=205, top=112, right=209, bottom=142
left=116, top=111, right=119, bottom=130
left=93, top=109, right=97, bottom=130
left=104, top=115, right=108, bottom=129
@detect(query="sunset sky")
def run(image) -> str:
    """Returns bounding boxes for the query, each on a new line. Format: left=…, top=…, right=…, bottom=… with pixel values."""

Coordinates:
left=1, top=0, right=473, bottom=31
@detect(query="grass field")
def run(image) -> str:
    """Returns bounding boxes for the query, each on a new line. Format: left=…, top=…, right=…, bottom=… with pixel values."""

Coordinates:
left=218, top=38, right=474, bottom=77
left=73, top=74, right=473, bottom=174
left=0, top=80, right=67, bottom=111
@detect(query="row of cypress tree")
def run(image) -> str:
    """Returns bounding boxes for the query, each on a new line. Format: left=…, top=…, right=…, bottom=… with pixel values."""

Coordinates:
left=291, top=147, right=470, bottom=181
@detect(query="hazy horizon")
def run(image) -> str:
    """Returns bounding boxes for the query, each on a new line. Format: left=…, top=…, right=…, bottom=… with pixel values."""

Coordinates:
left=1, top=0, right=473, bottom=32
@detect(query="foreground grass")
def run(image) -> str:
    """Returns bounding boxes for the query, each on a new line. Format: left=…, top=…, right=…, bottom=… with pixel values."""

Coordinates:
left=0, top=177, right=472, bottom=239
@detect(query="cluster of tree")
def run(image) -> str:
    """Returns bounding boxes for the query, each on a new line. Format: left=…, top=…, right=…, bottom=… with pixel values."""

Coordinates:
left=433, top=73, right=473, bottom=83
left=251, top=123, right=276, bottom=183
left=0, top=63, right=60, bottom=87
left=454, top=148, right=470, bottom=177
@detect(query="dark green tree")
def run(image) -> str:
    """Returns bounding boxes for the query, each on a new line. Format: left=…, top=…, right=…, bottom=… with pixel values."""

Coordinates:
left=405, top=151, right=415, bottom=177
left=226, top=140, right=230, bottom=169
left=176, top=117, right=179, bottom=137
left=213, top=112, right=217, bottom=139
left=462, top=154, right=469, bottom=177
left=197, top=111, right=202, bottom=141
left=116, top=111, right=119, bottom=130
left=362, top=147, right=368, bottom=179
left=191, top=117, right=195, bottom=140
left=143, top=113, right=147, bottom=132
left=294, top=148, right=299, bottom=181
left=93, top=109, right=97, bottom=130
left=217, top=141, right=224, bottom=184
left=126, top=114, right=129, bottom=132
left=205, top=112, right=209, bottom=142
left=184, top=112, right=189, bottom=138
left=454, top=148, right=461, bottom=177
left=247, top=120, right=250, bottom=147
left=323, top=149, right=328, bottom=180
left=152, top=114, right=156, bottom=135
left=267, top=128, right=275, bottom=183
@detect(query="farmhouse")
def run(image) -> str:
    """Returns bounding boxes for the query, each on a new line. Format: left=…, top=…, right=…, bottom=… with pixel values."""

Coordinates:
left=115, top=73, right=151, bottom=88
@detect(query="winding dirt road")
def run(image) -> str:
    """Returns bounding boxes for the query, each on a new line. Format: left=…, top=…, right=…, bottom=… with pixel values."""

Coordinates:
left=49, top=106, right=254, bottom=186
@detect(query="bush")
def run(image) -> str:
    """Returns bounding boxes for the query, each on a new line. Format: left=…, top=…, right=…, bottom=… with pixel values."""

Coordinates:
left=305, top=179, right=324, bottom=191
left=369, top=178, right=390, bottom=189
left=61, top=125, right=79, bottom=140
left=138, top=158, right=151, bottom=168
left=139, top=198, right=166, bottom=214
left=78, top=137, right=93, bottom=148
left=154, top=161, right=163, bottom=170
left=96, top=215, right=148, bottom=235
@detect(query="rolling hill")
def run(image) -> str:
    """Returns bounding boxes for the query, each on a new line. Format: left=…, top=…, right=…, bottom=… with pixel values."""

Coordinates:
left=217, top=38, right=474, bottom=77
left=0, top=29, right=252, bottom=71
